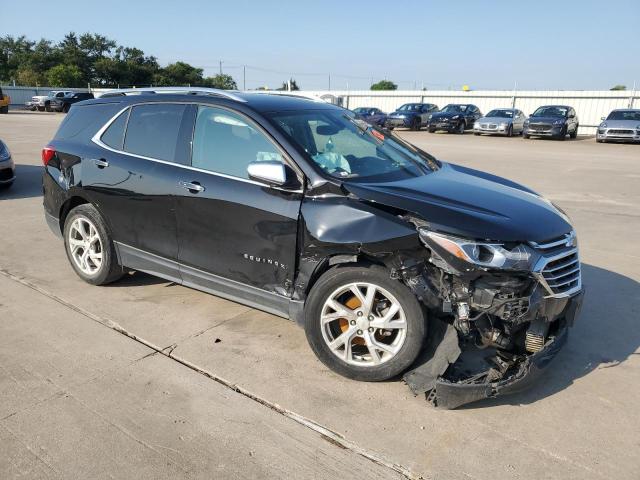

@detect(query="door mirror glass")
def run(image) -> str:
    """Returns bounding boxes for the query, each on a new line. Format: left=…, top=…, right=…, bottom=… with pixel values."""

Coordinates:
left=247, top=161, right=299, bottom=189
left=601, top=116, right=606, bottom=120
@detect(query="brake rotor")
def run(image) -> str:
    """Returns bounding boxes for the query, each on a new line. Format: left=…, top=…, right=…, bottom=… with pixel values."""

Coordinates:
left=339, top=295, right=365, bottom=345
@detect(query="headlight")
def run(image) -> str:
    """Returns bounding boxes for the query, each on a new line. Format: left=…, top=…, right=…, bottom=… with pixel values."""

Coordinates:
left=452, top=115, right=460, bottom=120
left=0, top=142, right=10, bottom=162
left=499, top=122, right=508, bottom=127
left=636, top=124, right=640, bottom=129
left=600, top=122, right=607, bottom=128
left=419, top=229, right=533, bottom=270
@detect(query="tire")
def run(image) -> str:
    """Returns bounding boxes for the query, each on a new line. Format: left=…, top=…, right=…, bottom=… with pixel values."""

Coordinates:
left=0, top=181, right=13, bottom=189
left=597, top=138, right=604, bottom=143
left=556, top=126, right=567, bottom=141
left=570, top=124, right=578, bottom=139
left=45, top=102, right=52, bottom=112
left=456, top=121, right=465, bottom=134
left=428, top=127, right=436, bottom=133
left=37, top=106, right=45, bottom=112
left=63, top=204, right=124, bottom=286
left=304, top=265, right=427, bottom=382
left=523, top=132, right=530, bottom=139
left=63, top=104, right=70, bottom=113
left=506, top=124, right=513, bottom=137
left=411, top=118, right=421, bottom=131
left=0, top=106, right=8, bottom=114
left=474, top=132, right=480, bottom=136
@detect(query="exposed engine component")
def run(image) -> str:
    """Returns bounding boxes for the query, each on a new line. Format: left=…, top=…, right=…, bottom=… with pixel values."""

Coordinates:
left=525, top=317, right=550, bottom=353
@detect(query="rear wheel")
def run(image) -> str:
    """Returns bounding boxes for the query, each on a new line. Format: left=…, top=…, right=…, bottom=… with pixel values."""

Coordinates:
left=304, top=265, right=426, bottom=382
left=63, top=204, right=124, bottom=285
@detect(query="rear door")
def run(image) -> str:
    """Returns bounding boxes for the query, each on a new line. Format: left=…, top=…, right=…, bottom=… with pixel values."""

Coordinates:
left=174, top=104, right=302, bottom=308
left=87, top=102, right=193, bottom=280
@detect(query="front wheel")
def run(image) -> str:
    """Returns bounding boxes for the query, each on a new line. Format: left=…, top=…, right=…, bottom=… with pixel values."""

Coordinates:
left=304, top=265, right=427, bottom=382
left=570, top=124, right=578, bottom=139
left=411, top=118, right=421, bottom=131
left=506, top=124, right=513, bottom=137
left=63, top=204, right=124, bottom=285
left=456, top=121, right=465, bottom=134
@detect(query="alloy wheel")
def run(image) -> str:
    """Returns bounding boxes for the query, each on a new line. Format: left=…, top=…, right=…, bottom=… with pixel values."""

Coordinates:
left=68, top=217, right=103, bottom=275
left=320, top=282, right=407, bottom=367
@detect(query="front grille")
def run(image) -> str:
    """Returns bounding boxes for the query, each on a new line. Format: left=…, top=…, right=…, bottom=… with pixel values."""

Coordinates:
left=608, top=129, right=634, bottom=135
left=529, top=123, right=552, bottom=132
left=531, top=232, right=581, bottom=297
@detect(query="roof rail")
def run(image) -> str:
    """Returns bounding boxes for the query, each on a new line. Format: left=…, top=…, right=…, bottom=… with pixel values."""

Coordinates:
left=98, top=86, right=247, bottom=102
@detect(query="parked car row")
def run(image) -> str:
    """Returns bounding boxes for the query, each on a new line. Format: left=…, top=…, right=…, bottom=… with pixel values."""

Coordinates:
left=354, top=102, right=640, bottom=143
left=26, top=90, right=94, bottom=112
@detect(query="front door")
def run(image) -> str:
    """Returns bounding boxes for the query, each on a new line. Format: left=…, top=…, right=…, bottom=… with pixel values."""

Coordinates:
left=174, top=105, right=302, bottom=312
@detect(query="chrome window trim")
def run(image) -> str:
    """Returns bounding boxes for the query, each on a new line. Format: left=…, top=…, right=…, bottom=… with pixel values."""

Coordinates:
left=90, top=102, right=304, bottom=193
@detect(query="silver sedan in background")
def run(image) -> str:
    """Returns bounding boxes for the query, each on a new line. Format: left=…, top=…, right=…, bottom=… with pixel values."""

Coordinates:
left=474, top=108, right=527, bottom=136
left=597, top=109, right=640, bottom=143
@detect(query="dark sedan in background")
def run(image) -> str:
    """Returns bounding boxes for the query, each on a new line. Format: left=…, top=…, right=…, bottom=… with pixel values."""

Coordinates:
left=428, top=104, right=482, bottom=134
left=50, top=92, right=94, bottom=113
left=352, top=107, right=387, bottom=127
left=523, top=105, right=579, bottom=140
left=597, top=109, right=640, bottom=143
left=0, top=139, right=15, bottom=189
left=385, top=103, right=439, bottom=130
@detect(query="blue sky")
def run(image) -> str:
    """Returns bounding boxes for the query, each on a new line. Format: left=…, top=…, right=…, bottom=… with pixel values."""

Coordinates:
left=2, top=0, right=638, bottom=90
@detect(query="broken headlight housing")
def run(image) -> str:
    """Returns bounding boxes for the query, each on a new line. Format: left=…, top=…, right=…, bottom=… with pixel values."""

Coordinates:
left=419, top=229, right=534, bottom=271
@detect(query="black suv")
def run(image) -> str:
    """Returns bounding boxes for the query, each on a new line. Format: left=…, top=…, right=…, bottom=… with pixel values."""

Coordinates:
left=428, top=104, right=482, bottom=134
left=42, top=88, right=583, bottom=408
left=50, top=91, right=95, bottom=113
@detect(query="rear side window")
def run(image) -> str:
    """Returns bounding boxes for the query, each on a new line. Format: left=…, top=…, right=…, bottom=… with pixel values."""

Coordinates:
left=191, top=106, right=283, bottom=180
left=54, top=103, right=122, bottom=142
left=123, top=104, right=187, bottom=162
left=101, top=109, right=130, bottom=150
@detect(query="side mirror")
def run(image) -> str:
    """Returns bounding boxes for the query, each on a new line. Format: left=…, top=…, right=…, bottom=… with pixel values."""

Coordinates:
left=247, top=161, right=300, bottom=189
left=601, top=116, right=606, bottom=120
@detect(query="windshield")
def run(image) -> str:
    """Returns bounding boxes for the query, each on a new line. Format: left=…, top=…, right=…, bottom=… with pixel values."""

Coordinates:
left=486, top=109, right=513, bottom=118
left=397, top=104, right=421, bottom=112
left=353, top=107, right=368, bottom=114
left=532, top=106, right=567, bottom=117
left=441, top=105, right=467, bottom=113
left=606, top=110, right=640, bottom=121
left=267, top=109, right=438, bottom=182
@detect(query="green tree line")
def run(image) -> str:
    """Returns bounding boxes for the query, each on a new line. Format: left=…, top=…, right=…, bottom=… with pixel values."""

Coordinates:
left=0, top=32, right=237, bottom=89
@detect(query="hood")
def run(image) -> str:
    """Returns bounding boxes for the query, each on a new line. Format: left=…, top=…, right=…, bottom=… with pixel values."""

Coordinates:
left=601, top=119, right=639, bottom=128
left=390, top=110, right=417, bottom=117
left=479, top=116, right=513, bottom=124
left=430, top=111, right=464, bottom=120
left=528, top=116, right=565, bottom=124
left=344, top=163, right=571, bottom=243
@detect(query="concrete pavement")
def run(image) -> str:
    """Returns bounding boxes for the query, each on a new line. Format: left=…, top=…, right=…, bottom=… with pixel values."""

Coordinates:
left=1, top=111, right=639, bottom=479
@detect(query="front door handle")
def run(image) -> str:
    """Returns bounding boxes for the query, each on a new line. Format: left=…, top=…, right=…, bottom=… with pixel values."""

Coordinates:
left=93, top=158, right=109, bottom=168
left=179, top=181, right=205, bottom=193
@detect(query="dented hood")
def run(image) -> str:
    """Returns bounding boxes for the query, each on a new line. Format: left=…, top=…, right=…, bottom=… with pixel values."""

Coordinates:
left=344, top=162, right=571, bottom=243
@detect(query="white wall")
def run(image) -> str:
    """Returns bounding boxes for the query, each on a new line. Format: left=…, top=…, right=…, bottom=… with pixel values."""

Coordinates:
left=273, top=90, right=639, bottom=135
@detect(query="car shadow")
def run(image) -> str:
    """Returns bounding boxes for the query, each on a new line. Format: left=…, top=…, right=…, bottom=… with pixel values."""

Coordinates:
left=0, top=164, right=43, bottom=200
left=466, top=263, right=639, bottom=408
left=106, top=271, right=176, bottom=288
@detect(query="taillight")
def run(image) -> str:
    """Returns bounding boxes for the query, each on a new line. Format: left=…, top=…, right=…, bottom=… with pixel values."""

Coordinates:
left=42, top=145, right=56, bottom=166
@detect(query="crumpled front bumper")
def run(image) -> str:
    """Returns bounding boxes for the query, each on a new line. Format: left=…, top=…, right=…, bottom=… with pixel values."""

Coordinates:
left=405, top=289, right=584, bottom=409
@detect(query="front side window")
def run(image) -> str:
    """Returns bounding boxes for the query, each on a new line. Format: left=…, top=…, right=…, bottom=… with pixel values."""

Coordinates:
left=191, top=106, right=283, bottom=180
left=123, top=104, right=187, bottom=162
left=268, top=109, right=437, bottom=182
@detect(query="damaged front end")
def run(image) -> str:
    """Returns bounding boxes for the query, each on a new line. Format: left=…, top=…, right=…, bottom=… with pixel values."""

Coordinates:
left=399, top=225, right=584, bottom=409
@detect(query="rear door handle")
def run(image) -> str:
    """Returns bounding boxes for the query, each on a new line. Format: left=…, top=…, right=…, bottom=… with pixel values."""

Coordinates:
left=179, top=181, right=205, bottom=193
left=93, top=158, right=109, bottom=168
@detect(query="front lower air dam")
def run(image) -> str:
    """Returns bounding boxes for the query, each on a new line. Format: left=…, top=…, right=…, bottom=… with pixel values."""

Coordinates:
left=398, top=228, right=585, bottom=409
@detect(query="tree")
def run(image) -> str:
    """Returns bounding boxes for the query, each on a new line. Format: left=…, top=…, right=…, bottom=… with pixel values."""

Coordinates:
left=203, top=73, right=237, bottom=90
left=610, top=85, right=627, bottom=91
left=277, top=79, right=300, bottom=91
left=46, top=64, right=84, bottom=87
left=370, top=80, right=397, bottom=91
left=154, top=61, right=203, bottom=86
left=16, top=67, right=43, bottom=86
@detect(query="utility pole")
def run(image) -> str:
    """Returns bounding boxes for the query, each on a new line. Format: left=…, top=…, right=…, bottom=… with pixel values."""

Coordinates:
left=219, top=60, right=222, bottom=75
